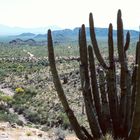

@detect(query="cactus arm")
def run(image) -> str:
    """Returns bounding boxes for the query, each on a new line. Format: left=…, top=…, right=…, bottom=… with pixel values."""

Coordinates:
left=47, top=29, right=88, bottom=140
left=128, top=42, right=140, bottom=140
left=88, top=45, right=101, bottom=113
left=124, top=31, right=130, bottom=52
left=117, top=10, right=127, bottom=134
left=89, top=13, right=108, bottom=69
left=107, top=23, right=120, bottom=137
left=79, top=25, right=102, bottom=138
left=108, top=23, right=118, bottom=106
left=139, top=26, right=140, bottom=41
left=88, top=45, right=108, bottom=134
left=97, top=67, right=112, bottom=134
left=124, top=69, right=132, bottom=137
left=117, top=9, right=125, bottom=64
left=117, top=11, right=132, bottom=137
left=108, top=23, right=115, bottom=68
left=131, top=42, right=139, bottom=121
left=131, top=68, right=137, bottom=121
left=123, top=31, right=132, bottom=138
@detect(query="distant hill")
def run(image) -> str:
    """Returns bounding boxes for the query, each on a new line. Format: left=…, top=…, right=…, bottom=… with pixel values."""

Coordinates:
left=0, top=24, right=62, bottom=36
left=17, top=33, right=36, bottom=37
left=9, top=38, right=37, bottom=46
left=33, top=27, right=139, bottom=43
left=1, top=27, right=139, bottom=44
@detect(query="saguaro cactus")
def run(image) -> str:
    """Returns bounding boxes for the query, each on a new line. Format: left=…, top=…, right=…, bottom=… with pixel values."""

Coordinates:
left=47, top=10, right=140, bottom=139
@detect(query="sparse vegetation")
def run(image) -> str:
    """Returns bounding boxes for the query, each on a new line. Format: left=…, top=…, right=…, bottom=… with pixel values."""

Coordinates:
left=0, top=102, right=21, bottom=125
left=0, top=8, right=139, bottom=140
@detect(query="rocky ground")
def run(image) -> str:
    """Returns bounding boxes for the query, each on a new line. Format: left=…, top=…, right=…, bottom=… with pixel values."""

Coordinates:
left=0, top=71, right=80, bottom=140
left=0, top=122, right=78, bottom=140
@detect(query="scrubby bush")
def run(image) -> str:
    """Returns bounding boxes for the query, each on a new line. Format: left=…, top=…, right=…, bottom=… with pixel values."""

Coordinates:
left=0, top=92, right=13, bottom=103
left=0, top=95, right=13, bottom=103
left=0, top=109, right=21, bottom=124
left=15, top=87, right=24, bottom=93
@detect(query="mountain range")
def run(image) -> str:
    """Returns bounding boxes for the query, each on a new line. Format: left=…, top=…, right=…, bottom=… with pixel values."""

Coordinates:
left=0, top=24, right=61, bottom=36
left=15, top=27, right=139, bottom=42
left=0, top=25, right=139, bottom=43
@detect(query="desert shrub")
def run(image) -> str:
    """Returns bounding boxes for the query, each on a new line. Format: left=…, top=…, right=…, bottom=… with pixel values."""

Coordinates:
left=26, top=131, right=32, bottom=136
left=0, top=68, right=7, bottom=78
left=24, top=110, right=41, bottom=123
left=0, top=109, right=21, bottom=124
left=11, top=89, right=40, bottom=124
left=14, top=105, right=26, bottom=114
left=24, top=89, right=37, bottom=96
left=12, top=88, right=37, bottom=117
left=13, top=88, right=37, bottom=102
left=15, top=87, right=24, bottom=93
left=16, top=64, right=24, bottom=72
left=58, top=112, right=70, bottom=129
left=37, top=59, right=49, bottom=66
left=8, top=63, right=19, bottom=72
left=0, top=94, right=13, bottom=103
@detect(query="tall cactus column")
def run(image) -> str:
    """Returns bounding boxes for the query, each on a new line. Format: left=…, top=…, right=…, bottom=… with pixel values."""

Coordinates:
left=128, top=41, right=140, bottom=140
left=47, top=29, right=89, bottom=140
left=89, top=12, right=120, bottom=137
left=79, top=25, right=102, bottom=138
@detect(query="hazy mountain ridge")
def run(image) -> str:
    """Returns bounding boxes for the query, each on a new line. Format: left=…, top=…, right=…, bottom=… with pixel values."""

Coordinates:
left=15, top=27, right=139, bottom=40
left=0, top=24, right=62, bottom=35
left=0, top=26, right=139, bottom=43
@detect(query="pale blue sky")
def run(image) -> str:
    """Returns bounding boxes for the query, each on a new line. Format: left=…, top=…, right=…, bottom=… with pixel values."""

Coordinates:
left=0, top=0, right=139, bottom=30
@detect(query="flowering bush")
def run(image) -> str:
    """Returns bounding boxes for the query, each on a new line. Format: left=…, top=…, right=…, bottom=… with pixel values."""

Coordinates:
left=15, top=87, right=24, bottom=93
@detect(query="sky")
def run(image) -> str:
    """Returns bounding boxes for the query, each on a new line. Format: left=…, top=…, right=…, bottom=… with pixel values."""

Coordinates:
left=0, top=0, right=140, bottom=30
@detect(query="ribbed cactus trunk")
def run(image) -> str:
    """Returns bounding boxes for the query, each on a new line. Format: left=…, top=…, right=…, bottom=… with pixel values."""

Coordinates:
left=47, top=29, right=88, bottom=140
left=107, top=23, right=120, bottom=137
left=98, top=68, right=112, bottom=133
left=88, top=45, right=108, bottom=135
left=123, top=31, right=131, bottom=137
left=131, top=42, right=139, bottom=121
left=79, top=25, right=102, bottom=138
left=117, top=10, right=132, bottom=137
left=89, top=13, right=108, bottom=69
left=128, top=41, right=140, bottom=140
left=117, top=11, right=127, bottom=135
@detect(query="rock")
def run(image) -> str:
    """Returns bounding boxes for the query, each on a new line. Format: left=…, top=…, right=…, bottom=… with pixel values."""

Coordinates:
left=0, top=132, right=9, bottom=140
left=0, top=122, right=11, bottom=131
left=38, top=133, right=43, bottom=137
left=11, top=123, right=18, bottom=128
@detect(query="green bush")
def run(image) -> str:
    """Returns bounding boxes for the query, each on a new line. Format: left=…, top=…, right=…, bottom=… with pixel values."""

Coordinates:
left=0, top=69, right=6, bottom=77
left=0, top=109, right=21, bottom=125
left=15, top=87, right=24, bottom=93
left=24, top=110, right=41, bottom=123
left=0, top=93, right=13, bottom=103
left=58, top=112, right=70, bottom=129
left=0, top=69, right=7, bottom=80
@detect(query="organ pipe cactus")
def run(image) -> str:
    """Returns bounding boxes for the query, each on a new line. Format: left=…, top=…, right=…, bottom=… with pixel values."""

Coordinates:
left=47, top=9, right=140, bottom=139
left=128, top=41, right=140, bottom=140
left=47, top=30, right=89, bottom=140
